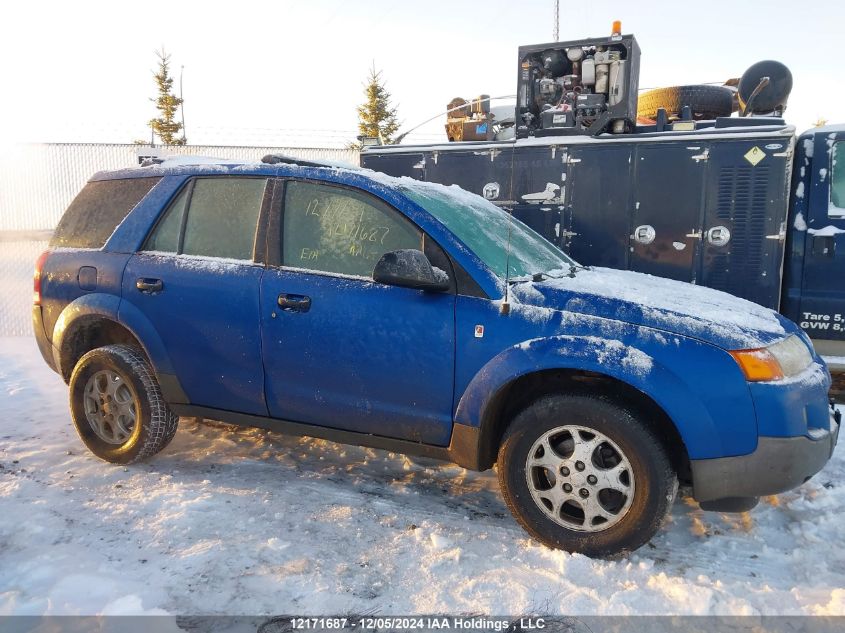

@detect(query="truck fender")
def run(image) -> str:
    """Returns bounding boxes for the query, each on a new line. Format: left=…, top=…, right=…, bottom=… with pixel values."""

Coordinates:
left=453, top=335, right=724, bottom=463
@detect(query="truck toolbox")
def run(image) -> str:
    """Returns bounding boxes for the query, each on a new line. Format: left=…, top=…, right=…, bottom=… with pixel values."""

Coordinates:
left=362, top=123, right=795, bottom=311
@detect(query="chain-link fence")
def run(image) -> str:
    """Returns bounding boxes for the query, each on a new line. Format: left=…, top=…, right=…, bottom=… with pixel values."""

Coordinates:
left=0, top=236, right=50, bottom=336
left=0, top=143, right=360, bottom=337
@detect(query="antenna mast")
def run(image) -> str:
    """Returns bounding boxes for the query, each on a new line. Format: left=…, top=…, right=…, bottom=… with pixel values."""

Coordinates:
left=180, top=65, right=187, bottom=144
left=553, top=0, right=559, bottom=41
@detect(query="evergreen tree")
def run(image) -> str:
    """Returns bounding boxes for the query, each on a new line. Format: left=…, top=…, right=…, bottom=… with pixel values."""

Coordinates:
left=149, top=48, right=185, bottom=145
left=355, top=64, right=400, bottom=146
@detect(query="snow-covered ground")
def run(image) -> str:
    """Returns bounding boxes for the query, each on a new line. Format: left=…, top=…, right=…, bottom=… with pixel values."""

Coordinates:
left=1, top=336, right=844, bottom=617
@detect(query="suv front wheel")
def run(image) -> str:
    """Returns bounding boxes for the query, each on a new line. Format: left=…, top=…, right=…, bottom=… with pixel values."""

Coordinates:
left=497, top=392, right=678, bottom=558
left=69, top=344, right=179, bottom=464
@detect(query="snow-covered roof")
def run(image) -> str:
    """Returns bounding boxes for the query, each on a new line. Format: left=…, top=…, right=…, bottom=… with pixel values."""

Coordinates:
left=801, top=123, right=845, bottom=136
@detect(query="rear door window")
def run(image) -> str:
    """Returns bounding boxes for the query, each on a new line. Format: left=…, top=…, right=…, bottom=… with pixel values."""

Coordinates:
left=51, top=177, right=161, bottom=248
left=282, top=181, right=422, bottom=277
left=143, top=177, right=268, bottom=260
left=182, top=178, right=267, bottom=260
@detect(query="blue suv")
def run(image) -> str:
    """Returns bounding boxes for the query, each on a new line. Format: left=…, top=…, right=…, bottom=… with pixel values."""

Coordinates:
left=33, top=155, right=839, bottom=557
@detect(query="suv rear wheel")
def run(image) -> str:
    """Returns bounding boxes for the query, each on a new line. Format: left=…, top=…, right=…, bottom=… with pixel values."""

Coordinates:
left=69, top=344, right=179, bottom=464
left=497, top=392, right=677, bottom=558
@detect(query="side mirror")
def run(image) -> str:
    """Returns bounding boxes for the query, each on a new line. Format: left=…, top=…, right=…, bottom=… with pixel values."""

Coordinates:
left=372, top=249, right=450, bottom=292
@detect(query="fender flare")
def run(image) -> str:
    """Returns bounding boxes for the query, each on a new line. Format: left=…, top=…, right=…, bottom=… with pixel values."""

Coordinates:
left=452, top=335, right=727, bottom=467
left=52, top=293, right=120, bottom=375
left=51, top=294, right=179, bottom=389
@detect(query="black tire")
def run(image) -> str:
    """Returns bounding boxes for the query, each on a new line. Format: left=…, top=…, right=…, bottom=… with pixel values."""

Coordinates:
left=497, top=393, right=677, bottom=558
left=637, top=84, right=734, bottom=120
left=69, top=344, right=179, bottom=464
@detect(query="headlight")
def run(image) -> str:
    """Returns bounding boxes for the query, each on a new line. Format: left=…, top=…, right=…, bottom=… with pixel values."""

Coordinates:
left=730, top=335, right=813, bottom=382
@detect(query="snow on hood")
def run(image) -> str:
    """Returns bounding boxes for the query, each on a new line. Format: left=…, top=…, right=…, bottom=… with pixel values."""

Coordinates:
left=512, top=267, right=787, bottom=350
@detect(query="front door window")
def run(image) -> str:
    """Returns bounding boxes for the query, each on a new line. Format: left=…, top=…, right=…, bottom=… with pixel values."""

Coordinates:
left=282, top=181, right=422, bottom=277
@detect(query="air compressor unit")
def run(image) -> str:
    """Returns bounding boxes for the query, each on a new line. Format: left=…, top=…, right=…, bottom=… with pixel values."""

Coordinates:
left=516, top=32, right=640, bottom=137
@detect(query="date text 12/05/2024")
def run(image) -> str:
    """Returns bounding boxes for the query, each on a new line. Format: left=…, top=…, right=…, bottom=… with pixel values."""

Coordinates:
left=287, top=616, right=547, bottom=630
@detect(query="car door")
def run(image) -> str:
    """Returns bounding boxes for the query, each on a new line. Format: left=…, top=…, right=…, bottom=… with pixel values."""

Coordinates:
left=260, top=179, right=457, bottom=445
left=121, top=176, right=271, bottom=415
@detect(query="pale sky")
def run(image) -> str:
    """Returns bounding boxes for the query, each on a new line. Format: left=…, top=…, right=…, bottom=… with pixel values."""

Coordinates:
left=2, top=0, right=842, bottom=148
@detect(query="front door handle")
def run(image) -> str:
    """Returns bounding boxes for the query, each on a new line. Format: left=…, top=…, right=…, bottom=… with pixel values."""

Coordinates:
left=277, top=293, right=311, bottom=313
left=136, top=278, right=163, bottom=293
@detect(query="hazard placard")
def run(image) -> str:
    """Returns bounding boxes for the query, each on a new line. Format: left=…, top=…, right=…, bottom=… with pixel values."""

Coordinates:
left=744, top=146, right=766, bottom=166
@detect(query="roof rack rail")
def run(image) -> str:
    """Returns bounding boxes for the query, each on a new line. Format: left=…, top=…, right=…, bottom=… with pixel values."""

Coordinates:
left=261, top=154, right=327, bottom=167
left=138, top=155, right=243, bottom=168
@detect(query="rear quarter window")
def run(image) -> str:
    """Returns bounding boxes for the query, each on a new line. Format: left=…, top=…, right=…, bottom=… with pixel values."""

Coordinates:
left=51, top=177, right=161, bottom=248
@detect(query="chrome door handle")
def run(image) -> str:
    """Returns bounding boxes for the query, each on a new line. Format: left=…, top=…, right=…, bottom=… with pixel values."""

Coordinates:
left=706, top=226, right=732, bottom=246
left=631, top=225, right=656, bottom=245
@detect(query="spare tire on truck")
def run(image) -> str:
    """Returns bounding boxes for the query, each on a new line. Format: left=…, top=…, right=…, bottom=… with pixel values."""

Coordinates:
left=637, top=85, right=735, bottom=120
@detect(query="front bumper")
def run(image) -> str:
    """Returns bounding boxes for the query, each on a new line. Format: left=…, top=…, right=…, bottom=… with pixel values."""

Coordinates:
left=691, top=407, right=840, bottom=503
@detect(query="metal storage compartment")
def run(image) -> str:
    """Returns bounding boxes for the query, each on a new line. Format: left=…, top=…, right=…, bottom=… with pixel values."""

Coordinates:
left=361, top=124, right=794, bottom=310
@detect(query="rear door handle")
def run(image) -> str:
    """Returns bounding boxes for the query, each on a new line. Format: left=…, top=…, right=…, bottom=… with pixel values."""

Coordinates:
left=277, top=293, right=311, bottom=313
left=136, top=278, right=163, bottom=293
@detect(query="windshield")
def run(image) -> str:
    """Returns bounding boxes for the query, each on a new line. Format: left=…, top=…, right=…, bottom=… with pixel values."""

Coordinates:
left=402, top=184, right=575, bottom=280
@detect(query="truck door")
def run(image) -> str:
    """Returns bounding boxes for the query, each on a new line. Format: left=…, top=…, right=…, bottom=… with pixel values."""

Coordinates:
left=506, top=145, right=568, bottom=245
left=629, top=143, right=707, bottom=281
left=424, top=146, right=520, bottom=223
left=359, top=152, right=426, bottom=180
left=564, top=143, right=634, bottom=269
left=798, top=129, right=845, bottom=344
left=424, top=147, right=514, bottom=201
left=699, top=138, right=792, bottom=310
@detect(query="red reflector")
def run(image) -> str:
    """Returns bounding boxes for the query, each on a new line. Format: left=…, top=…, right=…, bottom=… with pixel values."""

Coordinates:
left=33, top=250, right=50, bottom=305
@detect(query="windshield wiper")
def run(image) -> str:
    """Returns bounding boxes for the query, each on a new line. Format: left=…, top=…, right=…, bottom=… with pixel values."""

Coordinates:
left=544, top=264, right=591, bottom=279
left=508, top=264, right=589, bottom=284
left=508, top=271, right=547, bottom=284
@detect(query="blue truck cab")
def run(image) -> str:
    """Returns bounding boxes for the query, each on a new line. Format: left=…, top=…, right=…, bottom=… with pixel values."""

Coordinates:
left=32, top=156, right=839, bottom=557
left=782, top=126, right=845, bottom=368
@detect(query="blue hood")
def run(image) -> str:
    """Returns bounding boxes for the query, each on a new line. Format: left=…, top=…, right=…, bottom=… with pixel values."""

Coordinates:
left=510, top=267, right=790, bottom=350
